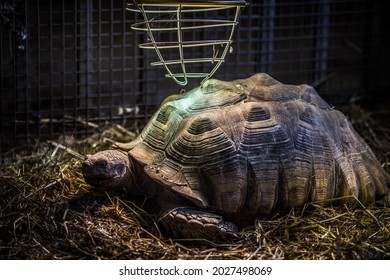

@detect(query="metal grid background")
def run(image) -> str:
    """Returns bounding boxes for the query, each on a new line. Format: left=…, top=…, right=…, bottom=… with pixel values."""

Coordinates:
left=1, top=0, right=389, bottom=160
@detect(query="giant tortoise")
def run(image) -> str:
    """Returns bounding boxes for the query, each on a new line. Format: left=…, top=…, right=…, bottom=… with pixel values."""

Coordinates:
left=82, top=73, right=390, bottom=242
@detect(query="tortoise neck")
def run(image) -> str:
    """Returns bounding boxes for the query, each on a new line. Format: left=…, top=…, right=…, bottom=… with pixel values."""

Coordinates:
left=129, top=158, right=162, bottom=197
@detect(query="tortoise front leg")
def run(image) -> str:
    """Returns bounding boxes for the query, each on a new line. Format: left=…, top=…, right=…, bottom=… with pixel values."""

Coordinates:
left=159, top=207, right=239, bottom=242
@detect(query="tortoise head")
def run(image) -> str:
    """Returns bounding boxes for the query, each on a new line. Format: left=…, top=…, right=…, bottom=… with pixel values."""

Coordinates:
left=82, top=150, right=134, bottom=192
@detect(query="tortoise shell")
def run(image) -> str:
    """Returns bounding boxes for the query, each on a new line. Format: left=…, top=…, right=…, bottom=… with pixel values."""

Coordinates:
left=118, top=73, right=389, bottom=217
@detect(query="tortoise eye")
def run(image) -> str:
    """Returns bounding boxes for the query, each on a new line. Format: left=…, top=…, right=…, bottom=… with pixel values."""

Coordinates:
left=95, top=160, right=107, bottom=168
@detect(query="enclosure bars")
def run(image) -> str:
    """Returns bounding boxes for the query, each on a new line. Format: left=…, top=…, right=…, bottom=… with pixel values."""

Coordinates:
left=127, top=0, right=247, bottom=86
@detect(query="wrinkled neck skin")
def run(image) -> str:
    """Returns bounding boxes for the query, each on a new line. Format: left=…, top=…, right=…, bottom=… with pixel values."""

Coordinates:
left=130, top=161, right=191, bottom=210
left=129, top=159, right=162, bottom=198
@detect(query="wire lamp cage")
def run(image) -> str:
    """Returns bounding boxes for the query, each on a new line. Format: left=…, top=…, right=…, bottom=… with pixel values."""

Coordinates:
left=127, top=0, right=248, bottom=86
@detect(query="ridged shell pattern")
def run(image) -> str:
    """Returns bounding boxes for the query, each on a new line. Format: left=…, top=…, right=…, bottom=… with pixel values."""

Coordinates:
left=128, top=73, right=389, bottom=217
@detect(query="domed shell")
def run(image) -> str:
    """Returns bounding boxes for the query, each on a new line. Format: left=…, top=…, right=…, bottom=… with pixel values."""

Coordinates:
left=121, top=73, right=389, bottom=217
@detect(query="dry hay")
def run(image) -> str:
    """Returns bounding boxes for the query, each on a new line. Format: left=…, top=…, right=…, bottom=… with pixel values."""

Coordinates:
left=0, top=105, right=389, bottom=260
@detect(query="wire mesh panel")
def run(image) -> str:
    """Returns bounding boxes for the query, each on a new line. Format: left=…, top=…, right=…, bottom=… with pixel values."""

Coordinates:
left=1, top=0, right=388, bottom=160
left=0, top=0, right=146, bottom=159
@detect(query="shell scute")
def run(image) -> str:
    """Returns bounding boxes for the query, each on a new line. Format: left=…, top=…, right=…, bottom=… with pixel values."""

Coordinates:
left=166, top=115, right=236, bottom=166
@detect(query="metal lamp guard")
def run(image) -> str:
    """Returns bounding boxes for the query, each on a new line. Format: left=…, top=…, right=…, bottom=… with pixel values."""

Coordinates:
left=127, top=0, right=247, bottom=86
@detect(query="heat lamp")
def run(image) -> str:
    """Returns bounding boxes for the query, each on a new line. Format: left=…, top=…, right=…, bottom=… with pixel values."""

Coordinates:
left=127, top=0, right=248, bottom=86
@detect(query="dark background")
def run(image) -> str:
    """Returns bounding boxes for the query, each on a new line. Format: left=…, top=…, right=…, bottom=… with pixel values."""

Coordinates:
left=1, top=0, right=389, bottom=160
